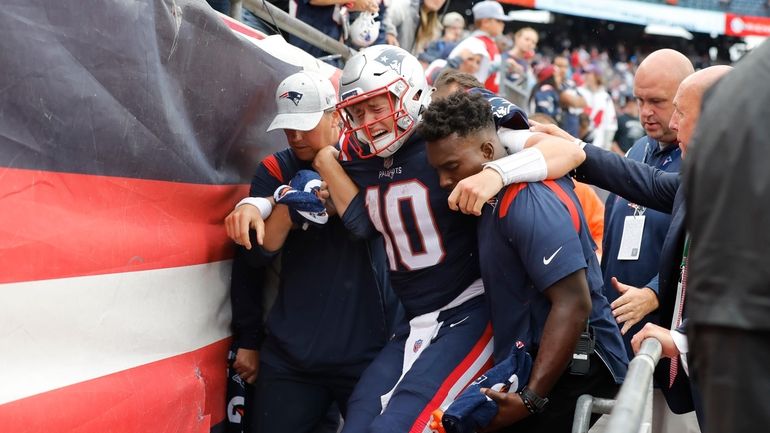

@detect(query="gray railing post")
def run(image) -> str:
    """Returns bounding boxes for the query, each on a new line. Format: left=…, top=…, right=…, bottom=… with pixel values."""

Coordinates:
left=604, top=338, right=662, bottom=433
left=572, top=395, right=615, bottom=433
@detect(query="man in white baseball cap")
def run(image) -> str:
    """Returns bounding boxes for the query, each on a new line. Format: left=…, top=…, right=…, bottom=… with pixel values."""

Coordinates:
left=229, top=69, right=341, bottom=231
left=468, top=1, right=514, bottom=94
left=266, top=69, right=338, bottom=135
left=224, top=68, right=398, bottom=433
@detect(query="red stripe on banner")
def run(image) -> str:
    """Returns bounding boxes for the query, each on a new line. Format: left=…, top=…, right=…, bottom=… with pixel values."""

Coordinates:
left=221, top=14, right=266, bottom=40
left=0, top=168, right=247, bottom=284
left=409, top=323, right=495, bottom=433
left=0, top=338, right=230, bottom=433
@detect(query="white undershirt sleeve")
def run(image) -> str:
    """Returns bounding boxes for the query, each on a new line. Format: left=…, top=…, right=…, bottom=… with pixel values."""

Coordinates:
left=671, top=329, right=690, bottom=377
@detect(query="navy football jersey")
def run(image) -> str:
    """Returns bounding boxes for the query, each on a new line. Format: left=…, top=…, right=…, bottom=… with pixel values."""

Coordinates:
left=339, top=133, right=481, bottom=318
left=478, top=177, right=628, bottom=382
left=238, top=148, right=396, bottom=371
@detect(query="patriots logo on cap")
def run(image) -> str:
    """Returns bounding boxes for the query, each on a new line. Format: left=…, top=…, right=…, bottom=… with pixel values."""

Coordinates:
left=280, top=91, right=303, bottom=106
left=377, top=48, right=407, bottom=74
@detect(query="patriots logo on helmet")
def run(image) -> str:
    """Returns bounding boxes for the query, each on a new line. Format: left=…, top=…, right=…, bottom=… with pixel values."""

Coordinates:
left=489, top=97, right=514, bottom=118
left=470, top=87, right=529, bottom=130
left=377, top=48, right=407, bottom=74
left=280, top=90, right=303, bottom=106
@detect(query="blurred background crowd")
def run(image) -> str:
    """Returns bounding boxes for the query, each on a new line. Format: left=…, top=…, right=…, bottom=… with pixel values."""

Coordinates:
left=206, top=0, right=766, bottom=157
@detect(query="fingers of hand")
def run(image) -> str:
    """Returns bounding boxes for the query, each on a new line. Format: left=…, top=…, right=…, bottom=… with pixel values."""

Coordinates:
left=225, top=215, right=237, bottom=241
left=458, top=190, right=474, bottom=215
left=481, top=387, right=505, bottom=402
left=239, top=213, right=253, bottom=250
left=254, top=220, right=265, bottom=246
left=612, top=277, right=629, bottom=294
left=472, top=197, right=485, bottom=216
left=448, top=186, right=461, bottom=211
left=621, top=320, right=637, bottom=335
left=613, top=302, right=639, bottom=322
left=610, top=293, right=629, bottom=311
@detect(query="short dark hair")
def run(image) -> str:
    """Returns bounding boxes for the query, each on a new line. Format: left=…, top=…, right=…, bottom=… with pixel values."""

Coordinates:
left=433, top=70, right=484, bottom=92
left=419, top=91, right=494, bottom=142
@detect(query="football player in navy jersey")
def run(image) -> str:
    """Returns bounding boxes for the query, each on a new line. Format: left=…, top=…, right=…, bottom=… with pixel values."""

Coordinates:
left=420, top=91, right=628, bottom=432
left=311, top=45, right=587, bottom=433
left=224, top=71, right=398, bottom=433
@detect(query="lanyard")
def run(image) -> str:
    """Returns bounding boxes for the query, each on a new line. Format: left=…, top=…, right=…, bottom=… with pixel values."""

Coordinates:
left=680, top=234, right=691, bottom=271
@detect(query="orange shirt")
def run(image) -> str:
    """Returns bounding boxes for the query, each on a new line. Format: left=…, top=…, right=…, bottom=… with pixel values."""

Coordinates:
left=573, top=181, right=605, bottom=259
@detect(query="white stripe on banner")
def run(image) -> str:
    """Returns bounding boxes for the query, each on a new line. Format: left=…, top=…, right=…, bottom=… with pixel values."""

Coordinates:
left=0, top=261, right=232, bottom=405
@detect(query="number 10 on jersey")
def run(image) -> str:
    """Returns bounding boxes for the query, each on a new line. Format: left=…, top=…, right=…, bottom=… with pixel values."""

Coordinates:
left=365, top=180, right=446, bottom=271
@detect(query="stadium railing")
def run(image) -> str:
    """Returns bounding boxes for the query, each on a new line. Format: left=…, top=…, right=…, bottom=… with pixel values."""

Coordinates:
left=243, top=0, right=356, bottom=61
left=572, top=337, right=663, bottom=433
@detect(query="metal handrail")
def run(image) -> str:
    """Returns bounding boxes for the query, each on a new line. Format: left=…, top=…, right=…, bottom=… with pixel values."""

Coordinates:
left=604, top=337, right=662, bottom=433
left=572, top=395, right=615, bottom=433
left=243, top=0, right=357, bottom=61
left=571, top=338, right=662, bottom=433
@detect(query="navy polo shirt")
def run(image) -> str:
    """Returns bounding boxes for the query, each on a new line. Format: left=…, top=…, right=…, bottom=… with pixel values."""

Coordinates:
left=478, top=177, right=628, bottom=383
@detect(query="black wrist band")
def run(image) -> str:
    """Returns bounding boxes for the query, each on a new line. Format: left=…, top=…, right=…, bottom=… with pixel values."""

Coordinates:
left=519, top=386, right=549, bottom=414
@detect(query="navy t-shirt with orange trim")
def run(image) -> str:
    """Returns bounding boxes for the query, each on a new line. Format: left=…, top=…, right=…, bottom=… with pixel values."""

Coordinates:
left=236, top=148, right=397, bottom=373
left=477, top=177, right=628, bottom=383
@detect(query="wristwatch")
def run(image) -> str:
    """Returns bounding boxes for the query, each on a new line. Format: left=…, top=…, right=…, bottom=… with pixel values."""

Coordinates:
left=519, top=387, right=549, bottom=414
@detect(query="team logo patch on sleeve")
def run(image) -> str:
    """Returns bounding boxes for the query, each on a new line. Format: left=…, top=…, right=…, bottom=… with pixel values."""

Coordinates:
left=279, top=91, right=303, bottom=106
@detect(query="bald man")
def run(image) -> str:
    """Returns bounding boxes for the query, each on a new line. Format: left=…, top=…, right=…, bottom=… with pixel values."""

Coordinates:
left=667, top=65, right=733, bottom=155
left=602, top=49, right=693, bottom=356
left=597, top=51, right=695, bottom=433
left=627, top=64, right=732, bottom=429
